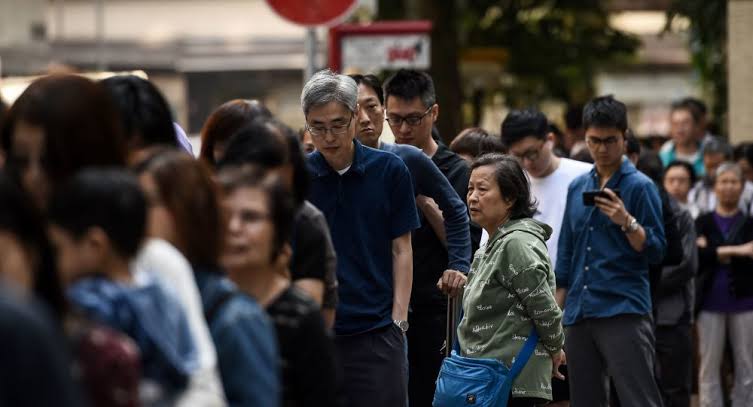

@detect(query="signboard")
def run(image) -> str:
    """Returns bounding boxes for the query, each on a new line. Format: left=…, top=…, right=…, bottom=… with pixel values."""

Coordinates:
left=341, top=33, right=430, bottom=72
left=329, top=21, right=432, bottom=72
left=266, top=0, right=357, bottom=27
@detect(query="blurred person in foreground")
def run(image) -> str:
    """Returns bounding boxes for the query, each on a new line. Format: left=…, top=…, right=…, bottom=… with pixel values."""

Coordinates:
left=455, top=153, right=564, bottom=406
left=350, top=72, right=472, bottom=406
left=218, top=165, right=339, bottom=406
left=694, top=162, right=753, bottom=407
left=135, top=148, right=280, bottom=406
left=302, top=69, right=419, bottom=406
left=48, top=169, right=199, bottom=405
left=556, top=95, right=666, bottom=407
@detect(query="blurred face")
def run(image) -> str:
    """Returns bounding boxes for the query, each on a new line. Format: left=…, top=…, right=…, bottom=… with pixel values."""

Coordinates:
left=585, top=127, right=625, bottom=170
left=138, top=173, right=177, bottom=246
left=0, top=231, right=34, bottom=291
left=663, top=166, right=692, bottom=203
left=355, top=84, right=385, bottom=148
left=703, top=152, right=726, bottom=178
left=669, top=109, right=698, bottom=147
left=10, top=121, right=49, bottom=210
left=738, top=158, right=753, bottom=183
left=48, top=225, right=97, bottom=285
left=300, top=130, right=315, bottom=154
left=467, top=165, right=513, bottom=233
left=386, top=96, right=437, bottom=151
left=714, top=170, right=744, bottom=209
left=306, top=101, right=356, bottom=171
left=221, top=186, right=275, bottom=276
left=507, top=135, right=553, bottom=178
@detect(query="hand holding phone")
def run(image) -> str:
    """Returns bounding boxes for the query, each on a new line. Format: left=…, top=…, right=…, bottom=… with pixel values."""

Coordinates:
left=582, top=189, right=620, bottom=206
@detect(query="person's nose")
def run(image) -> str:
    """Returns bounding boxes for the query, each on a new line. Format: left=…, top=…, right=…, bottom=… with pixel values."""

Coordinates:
left=358, top=107, right=371, bottom=126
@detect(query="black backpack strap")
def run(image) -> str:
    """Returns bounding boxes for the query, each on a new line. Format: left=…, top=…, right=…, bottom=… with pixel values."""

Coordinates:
left=205, top=290, right=237, bottom=324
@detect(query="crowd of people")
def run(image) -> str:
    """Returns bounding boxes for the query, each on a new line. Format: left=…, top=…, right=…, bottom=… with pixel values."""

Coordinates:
left=0, top=66, right=751, bottom=407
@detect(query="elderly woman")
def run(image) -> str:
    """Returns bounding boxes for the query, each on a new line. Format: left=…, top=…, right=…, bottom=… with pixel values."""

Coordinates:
left=446, top=153, right=565, bottom=406
left=695, top=162, right=753, bottom=407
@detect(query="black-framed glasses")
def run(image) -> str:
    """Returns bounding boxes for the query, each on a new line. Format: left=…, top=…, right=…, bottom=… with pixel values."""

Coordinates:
left=306, top=115, right=354, bottom=137
left=510, top=140, right=546, bottom=162
left=385, top=106, right=433, bottom=127
left=586, top=135, right=621, bottom=147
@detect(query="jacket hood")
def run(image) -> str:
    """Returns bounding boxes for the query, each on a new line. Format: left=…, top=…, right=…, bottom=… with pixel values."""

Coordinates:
left=488, top=218, right=552, bottom=248
left=68, top=276, right=198, bottom=391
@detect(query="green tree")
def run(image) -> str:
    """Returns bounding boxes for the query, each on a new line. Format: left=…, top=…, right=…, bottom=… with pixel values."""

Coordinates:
left=378, top=0, right=639, bottom=141
left=666, top=0, right=727, bottom=134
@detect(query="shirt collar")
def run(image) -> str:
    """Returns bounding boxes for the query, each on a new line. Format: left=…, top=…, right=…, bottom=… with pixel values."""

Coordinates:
left=588, top=156, right=636, bottom=180
left=310, top=139, right=367, bottom=178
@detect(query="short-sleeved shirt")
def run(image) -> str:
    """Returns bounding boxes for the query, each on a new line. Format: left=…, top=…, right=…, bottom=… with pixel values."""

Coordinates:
left=290, top=201, right=338, bottom=309
left=307, top=140, right=420, bottom=335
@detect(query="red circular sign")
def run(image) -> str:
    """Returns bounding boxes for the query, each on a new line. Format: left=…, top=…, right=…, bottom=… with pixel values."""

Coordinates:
left=266, top=0, right=357, bottom=26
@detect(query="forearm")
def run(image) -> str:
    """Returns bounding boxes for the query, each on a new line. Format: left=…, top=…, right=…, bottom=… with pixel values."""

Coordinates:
left=293, top=279, right=324, bottom=305
left=420, top=201, right=447, bottom=247
left=392, top=235, right=413, bottom=321
left=555, top=288, right=568, bottom=309
left=626, top=224, right=647, bottom=252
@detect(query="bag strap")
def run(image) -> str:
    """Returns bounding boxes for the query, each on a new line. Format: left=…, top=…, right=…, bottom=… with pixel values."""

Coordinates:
left=508, top=328, right=539, bottom=378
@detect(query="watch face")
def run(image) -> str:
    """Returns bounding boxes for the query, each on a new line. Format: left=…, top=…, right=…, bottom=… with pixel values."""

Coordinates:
left=396, top=320, right=409, bottom=331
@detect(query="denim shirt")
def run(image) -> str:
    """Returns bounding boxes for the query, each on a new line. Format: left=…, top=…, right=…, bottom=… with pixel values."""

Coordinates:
left=194, top=269, right=280, bottom=407
left=555, top=158, right=666, bottom=326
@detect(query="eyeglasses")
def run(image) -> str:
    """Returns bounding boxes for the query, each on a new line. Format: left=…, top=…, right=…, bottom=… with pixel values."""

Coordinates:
left=386, top=106, right=433, bottom=127
left=586, top=135, right=621, bottom=147
left=306, top=115, right=354, bottom=137
left=510, top=140, right=546, bottom=162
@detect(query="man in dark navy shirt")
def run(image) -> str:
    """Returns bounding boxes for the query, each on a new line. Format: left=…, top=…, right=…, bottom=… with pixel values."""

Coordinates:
left=556, top=95, right=666, bottom=407
left=380, top=69, right=480, bottom=406
left=303, top=69, right=420, bottom=407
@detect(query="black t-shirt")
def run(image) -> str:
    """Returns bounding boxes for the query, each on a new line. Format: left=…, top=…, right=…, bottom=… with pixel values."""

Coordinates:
left=290, top=201, right=338, bottom=309
left=412, top=144, right=481, bottom=312
left=267, top=286, right=339, bottom=407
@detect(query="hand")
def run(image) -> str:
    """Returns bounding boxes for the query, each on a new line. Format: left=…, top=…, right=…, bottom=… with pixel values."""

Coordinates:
left=551, top=350, right=566, bottom=380
left=741, top=241, right=753, bottom=258
left=417, top=195, right=440, bottom=214
left=437, top=270, right=467, bottom=298
left=594, top=188, right=629, bottom=227
left=696, top=236, right=708, bottom=249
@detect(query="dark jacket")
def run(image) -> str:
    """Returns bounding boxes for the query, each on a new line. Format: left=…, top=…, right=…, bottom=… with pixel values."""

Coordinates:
left=694, top=212, right=753, bottom=313
left=655, top=202, right=697, bottom=326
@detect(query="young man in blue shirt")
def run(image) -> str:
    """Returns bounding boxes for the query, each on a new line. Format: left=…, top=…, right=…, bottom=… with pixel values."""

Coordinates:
left=302, top=69, right=420, bottom=407
left=555, top=95, right=666, bottom=407
left=350, top=73, right=472, bottom=406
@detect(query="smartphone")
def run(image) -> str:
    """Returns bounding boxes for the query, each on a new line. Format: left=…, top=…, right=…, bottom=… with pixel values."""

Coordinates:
left=582, top=189, right=620, bottom=206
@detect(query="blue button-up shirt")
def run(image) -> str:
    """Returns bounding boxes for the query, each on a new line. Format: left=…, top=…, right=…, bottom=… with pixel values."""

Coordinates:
left=307, top=140, right=420, bottom=335
left=555, top=158, right=666, bottom=326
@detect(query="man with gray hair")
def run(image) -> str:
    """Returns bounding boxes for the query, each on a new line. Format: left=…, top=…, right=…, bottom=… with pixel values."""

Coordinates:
left=303, top=69, right=420, bottom=407
left=688, top=138, right=753, bottom=216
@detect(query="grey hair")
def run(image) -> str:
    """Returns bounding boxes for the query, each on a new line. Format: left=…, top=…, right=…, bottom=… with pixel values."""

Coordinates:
left=714, top=161, right=744, bottom=183
left=300, top=69, right=358, bottom=116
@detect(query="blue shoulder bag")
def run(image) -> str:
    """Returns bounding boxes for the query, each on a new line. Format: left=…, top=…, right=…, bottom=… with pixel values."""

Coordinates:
left=432, top=308, right=539, bottom=407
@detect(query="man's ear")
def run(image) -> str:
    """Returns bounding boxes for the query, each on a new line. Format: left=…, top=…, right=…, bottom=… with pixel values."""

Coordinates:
left=431, top=104, right=439, bottom=123
left=81, top=226, right=111, bottom=264
left=546, top=132, right=556, bottom=144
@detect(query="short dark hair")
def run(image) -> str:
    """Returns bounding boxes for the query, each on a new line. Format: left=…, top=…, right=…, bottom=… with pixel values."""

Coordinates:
left=741, top=143, right=753, bottom=167
left=383, top=69, right=436, bottom=108
left=199, top=99, right=273, bottom=167
left=625, top=129, right=641, bottom=156
left=273, top=121, right=310, bottom=207
left=636, top=151, right=663, bottom=185
left=450, top=127, right=506, bottom=158
left=500, top=109, right=549, bottom=146
left=349, top=74, right=384, bottom=105
left=702, top=138, right=732, bottom=159
left=664, top=160, right=697, bottom=186
left=0, top=170, right=65, bottom=316
left=1, top=74, right=127, bottom=188
left=582, top=95, right=628, bottom=133
left=564, top=104, right=584, bottom=130
left=48, top=169, right=146, bottom=258
left=101, top=75, right=178, bottom=149
left=670, top=97, right=704, bottom=124
left=470, top=153, right=537, bottom=220
left=217, top=118, right=289, bottom=170
left=217, top=167, right=295, bottom=261
left=136, top=148, right=224, bottom=267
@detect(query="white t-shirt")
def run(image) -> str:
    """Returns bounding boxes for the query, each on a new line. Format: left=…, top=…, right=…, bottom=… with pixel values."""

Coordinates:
left=530, top=158, right=592, bottom=267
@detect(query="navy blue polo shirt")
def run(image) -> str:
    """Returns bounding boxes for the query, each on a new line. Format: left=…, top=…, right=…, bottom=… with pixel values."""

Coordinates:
left=307, top=140, right=420, bottom=335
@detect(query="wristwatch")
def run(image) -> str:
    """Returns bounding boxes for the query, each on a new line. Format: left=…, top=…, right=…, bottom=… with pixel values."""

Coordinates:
left=621, top=216, right=639, bottom=234
left=394, top=319, right=409, bottom=333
